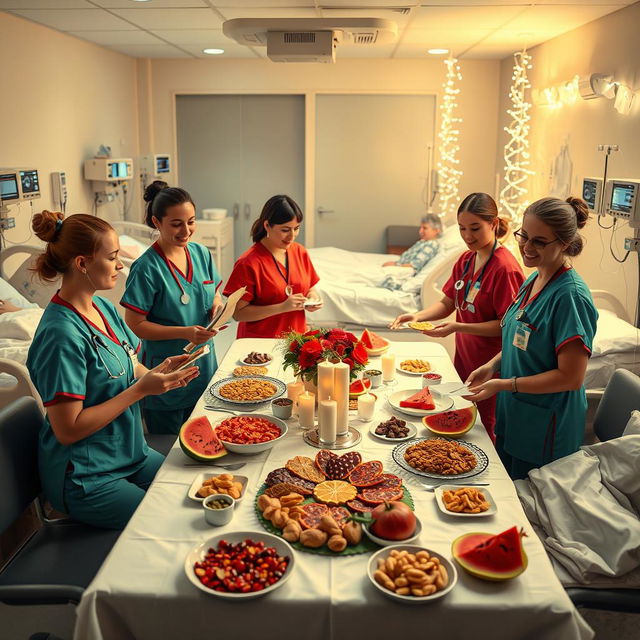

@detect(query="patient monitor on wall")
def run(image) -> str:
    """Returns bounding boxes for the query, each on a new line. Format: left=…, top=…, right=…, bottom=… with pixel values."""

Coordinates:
left=0, top=171, right=20, bottom=207
left=582, top=177, right=603, bottom=214
left=604, top=179, right=640, bottom=228
left=84, top=158, right=133, bottom=182
left=140, top=154, right=171, bottom=180
left=18, top=169, right=41, bottom=201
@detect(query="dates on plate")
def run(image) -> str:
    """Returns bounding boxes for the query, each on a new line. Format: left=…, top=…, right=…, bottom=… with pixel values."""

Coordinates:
left=375, top=416, right=409, bottom=439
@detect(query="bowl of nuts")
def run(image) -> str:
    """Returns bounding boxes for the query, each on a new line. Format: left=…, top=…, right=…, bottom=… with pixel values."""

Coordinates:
left=367, top=545, right=457, bottom=604
left=185, top=531, right=295, bottom=599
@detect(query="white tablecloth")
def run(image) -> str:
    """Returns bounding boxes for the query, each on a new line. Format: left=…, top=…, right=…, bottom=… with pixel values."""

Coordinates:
left=74, top=338, right=593, bottom=640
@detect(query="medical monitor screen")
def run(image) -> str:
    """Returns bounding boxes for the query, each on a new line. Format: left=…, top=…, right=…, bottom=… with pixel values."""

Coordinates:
left=582, top=179, right=598, bottom=211
left=156, top=156, right=170, bottom=173
left=20, top=169, right=40, bottom=196
left=108, top=161, right=129, bottom=179
left=0, top=173, right=19, bottom=202
left=610, top=183, right=635, bottom=214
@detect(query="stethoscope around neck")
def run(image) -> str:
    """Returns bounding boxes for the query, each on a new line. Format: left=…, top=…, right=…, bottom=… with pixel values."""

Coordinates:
left=90, top=333, right=135, bottom=381
left=453, top=240, right=497, bottom=311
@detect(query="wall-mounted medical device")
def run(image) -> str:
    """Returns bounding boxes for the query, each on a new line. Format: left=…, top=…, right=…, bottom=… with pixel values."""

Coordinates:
left=51, top=171, right=68, bottom=212
left=581, top=177, right=603, bottom=214
left=18, top=168, right=41, bottom=200
left=84, top=158, right=134, bottom=182
left=604, top=178, right=640, bottom=228
left=0, top=170, right=20, bottom=206
left=140, top=154, right=171, bottom=179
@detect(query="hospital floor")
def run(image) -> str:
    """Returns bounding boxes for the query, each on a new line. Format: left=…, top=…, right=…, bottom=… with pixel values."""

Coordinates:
left=1, top=324, right=638, bottom=639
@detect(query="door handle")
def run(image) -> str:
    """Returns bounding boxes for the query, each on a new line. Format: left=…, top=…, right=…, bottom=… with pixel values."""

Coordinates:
left=233, top=203, right=239, bottom=220
left=317, top=207, right=334, bottom=216
left=244, top=203, right=251, bottom=220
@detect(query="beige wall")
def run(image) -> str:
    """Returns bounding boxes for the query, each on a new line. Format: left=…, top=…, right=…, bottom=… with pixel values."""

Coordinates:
left=143, top=57, right=501, bottom=243
left=496, top=2, right=640, bottom=320
left=0, top=12, right=140, bottom=252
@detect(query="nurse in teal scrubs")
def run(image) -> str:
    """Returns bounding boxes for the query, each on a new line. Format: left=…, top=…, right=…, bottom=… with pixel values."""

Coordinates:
left=27, top=211, right=199, bottom=529
left=465, top=197, right=598, bottom=479
left=121, top=181, right=223, bottom=435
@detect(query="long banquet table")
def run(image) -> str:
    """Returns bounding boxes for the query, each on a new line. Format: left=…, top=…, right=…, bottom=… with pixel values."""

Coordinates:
left=74, top=338, right=593, bottom=640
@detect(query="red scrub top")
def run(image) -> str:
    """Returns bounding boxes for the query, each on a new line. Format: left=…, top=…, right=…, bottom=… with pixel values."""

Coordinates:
left=442, top=245, right=524, bottom=438
left=223, top=241, right=320, bottom=339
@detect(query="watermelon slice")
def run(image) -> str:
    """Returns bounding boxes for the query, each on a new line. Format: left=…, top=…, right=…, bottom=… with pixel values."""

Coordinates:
left=349, top=378, right=372, bottom=397
left=423, top=406, right=477, bottom=438
left=179, top=416, right=227, bottom=462
left=399, top=387, right=435, bottom=410
left=452, top=526, right=528, bottom=581
left=360, top=329, right=390, bottom=356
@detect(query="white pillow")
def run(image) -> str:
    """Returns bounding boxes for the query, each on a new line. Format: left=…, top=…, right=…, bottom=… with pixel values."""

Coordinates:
left=0, top=277, right=40, bottom=309
left=592, top=308, right=640, bottom=356
left=118, top=234, right=149, bottom=260
left=0, top=308, right=44, bottom=340
left=440, top=224, right=462, bottom=251
left=623, top=410, right=640, bottom=436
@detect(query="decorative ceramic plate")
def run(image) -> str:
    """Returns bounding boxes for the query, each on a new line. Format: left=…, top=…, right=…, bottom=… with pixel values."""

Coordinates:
left=391, top=438, right=489, bottom=480
left=208, top=375, right=285, bottom=406
left=369, top=421, right=418, bottom=443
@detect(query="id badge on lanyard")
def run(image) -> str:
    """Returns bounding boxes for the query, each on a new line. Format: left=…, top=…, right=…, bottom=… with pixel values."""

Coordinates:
left=465, top=281, right=481, bottom=312
left=123, top=342, right=138, bottom=368
left=513, top=324, right=531, bottom=351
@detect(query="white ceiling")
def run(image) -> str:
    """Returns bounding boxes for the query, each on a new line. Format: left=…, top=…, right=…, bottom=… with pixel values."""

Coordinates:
left=1, top=0, right=634, bottom=60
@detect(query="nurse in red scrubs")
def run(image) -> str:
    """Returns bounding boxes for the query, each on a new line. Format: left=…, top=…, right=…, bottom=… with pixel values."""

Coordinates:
left=390, top=193, right=524, bottom=441
left=224, top=195, right=321, bottom=338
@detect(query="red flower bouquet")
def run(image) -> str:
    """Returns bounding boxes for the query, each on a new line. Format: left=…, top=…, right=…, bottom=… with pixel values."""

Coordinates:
left=281, top=328, right=369, bottom=383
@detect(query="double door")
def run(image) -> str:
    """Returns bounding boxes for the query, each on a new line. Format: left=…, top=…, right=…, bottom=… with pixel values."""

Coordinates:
left=176, top=94, right=305, bottom=260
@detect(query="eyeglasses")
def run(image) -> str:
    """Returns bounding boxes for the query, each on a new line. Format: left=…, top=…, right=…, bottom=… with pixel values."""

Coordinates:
left=513, top=230, right=559, bottom=250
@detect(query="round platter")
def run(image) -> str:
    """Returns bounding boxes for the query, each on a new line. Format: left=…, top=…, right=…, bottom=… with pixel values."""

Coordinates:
left=369, top=421, right=417, bottom=443
left=209, top=375, right=285, bottom=406
left=396, top=361, right=432, bottom=376
left=391, top=437, right=489, bottom=480
left=387, top=388, right=454, bottom=417
left=254, top=483, right=415, bottom=556
left=238, top=355, right=273, bottom=367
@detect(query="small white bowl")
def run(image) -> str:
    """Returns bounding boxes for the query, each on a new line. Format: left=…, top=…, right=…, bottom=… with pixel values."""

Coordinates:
left=422, top=373, right=442, bottom=388
left=215, top=414, right=288, bottom=455
left=367, top=545, right=458, bottom=604
left=271, top=398, right=293, bottom=420
left=362, top=518, right=422, bottom=547
left=363, top=369, right=383, bottom=388
left=185, top=531, right=295, bottom=599
left=203, top=494, right=235, bottom=526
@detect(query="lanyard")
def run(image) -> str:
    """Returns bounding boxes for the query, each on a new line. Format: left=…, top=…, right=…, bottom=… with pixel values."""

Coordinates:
left=454, top=241, right=497, bottom=311
left=500, top=264, right=570, bottom=328
left=271, top=253, right=289, bottom=285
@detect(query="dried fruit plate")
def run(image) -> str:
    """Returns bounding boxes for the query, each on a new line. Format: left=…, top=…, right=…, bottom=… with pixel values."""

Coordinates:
left=254, top=484, right=415, bottom=557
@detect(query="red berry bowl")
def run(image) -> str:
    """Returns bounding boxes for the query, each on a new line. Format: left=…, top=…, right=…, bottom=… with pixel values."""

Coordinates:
left=185, top=531, right=295, bottom=599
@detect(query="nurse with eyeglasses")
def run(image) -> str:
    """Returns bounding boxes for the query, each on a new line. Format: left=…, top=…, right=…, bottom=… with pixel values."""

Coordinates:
left=390, top=193, right=524, bottom=441
left=27, top=211, right=200, bottom=529
left=465, top=197, right=598, bottom=480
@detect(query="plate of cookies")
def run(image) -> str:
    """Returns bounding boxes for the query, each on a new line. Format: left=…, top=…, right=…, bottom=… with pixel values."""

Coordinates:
left=397, top=359, right=432, bottom=376
left=188, top=473, right=248, bottom=503
left=434, top=485, right=496, bottom=517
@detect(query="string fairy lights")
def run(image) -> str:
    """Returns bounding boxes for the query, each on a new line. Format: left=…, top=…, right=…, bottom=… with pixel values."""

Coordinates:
left=499, top=50, right=534, bottom=226
left=436, top=56, right=463, bottom=217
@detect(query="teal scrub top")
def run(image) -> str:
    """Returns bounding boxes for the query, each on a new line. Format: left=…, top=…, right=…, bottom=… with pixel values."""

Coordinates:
left=120, top=241, right=221, bottom=411
left=26, top=294, right=149, bottom=513
left=496, top=267, right=598, bottom=466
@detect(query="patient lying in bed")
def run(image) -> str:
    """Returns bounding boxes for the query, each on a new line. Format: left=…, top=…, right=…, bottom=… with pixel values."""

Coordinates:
left=380, top=215, right=443, bottom=291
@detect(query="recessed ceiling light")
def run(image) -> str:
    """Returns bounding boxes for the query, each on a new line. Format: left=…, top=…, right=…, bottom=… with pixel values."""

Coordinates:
left=131, top=0, right=152, bottom=3
left=427, top=48, right=449, bottom=55
left=203, top=48, right=225, bottom=55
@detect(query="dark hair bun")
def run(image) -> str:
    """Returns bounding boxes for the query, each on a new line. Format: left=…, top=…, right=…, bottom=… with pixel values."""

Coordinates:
left=566, top=196, right=589, bottom=229
left=143, top=180, right=169, bottom=203
left=32, top=210, right=63, bottom=243
left=496, top=216, right=509, bottom=239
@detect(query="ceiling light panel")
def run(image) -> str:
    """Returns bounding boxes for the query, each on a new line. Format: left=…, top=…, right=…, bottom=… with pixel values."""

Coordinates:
left=180, top=43, right=259, bottom=58
left=69, top=29, right=163, bottom=45
left=215, top=0, right=316, bottom=6
left=321, top=0, right=419, bottom=6
left=411, top=6, right=524, bottom=30
left=93, top=0, right=207, bottom=7
left=9, top=8, right=135, bottom=30
left=110, top=8, right=222, bottom=30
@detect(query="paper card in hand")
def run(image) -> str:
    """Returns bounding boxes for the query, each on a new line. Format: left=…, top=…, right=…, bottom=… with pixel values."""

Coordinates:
left=170, top=344, right=210, bottom=372
left=205, top=286, right=247, bottom=331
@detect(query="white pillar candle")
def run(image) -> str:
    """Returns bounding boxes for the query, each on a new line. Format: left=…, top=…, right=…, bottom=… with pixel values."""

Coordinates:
left=287, top=380, right=305, bottom=409
left=334, top=362, right=350, bottom=435
left=381, top=353, right=396, bottom=382
left=298, top=391, right=315, bottom=429
left=317, top=360, right=335, bottom=403
left=318, top=399, right=337, bottom=444
left=357, top=392, right=376, bottom=422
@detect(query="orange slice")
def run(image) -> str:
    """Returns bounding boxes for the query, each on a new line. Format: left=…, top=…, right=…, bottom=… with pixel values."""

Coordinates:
left=313, top=480, right=358, bottom=505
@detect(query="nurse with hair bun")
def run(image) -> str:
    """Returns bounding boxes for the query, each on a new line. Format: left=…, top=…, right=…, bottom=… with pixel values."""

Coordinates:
left=465, top=196, right=598, bottom=479
left=27, top=211, right=199, bottom=529
left=121, top=181, right=224, bottom=436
